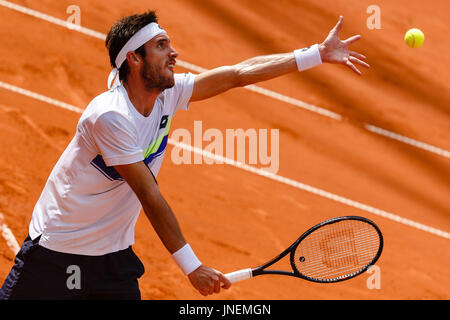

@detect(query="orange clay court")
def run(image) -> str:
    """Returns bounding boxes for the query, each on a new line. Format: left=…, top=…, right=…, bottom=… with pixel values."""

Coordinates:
left=0, top=0, right=449, bottom=299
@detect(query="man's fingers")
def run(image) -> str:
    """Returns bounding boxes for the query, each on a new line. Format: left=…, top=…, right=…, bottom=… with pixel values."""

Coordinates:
left=349, top=51, right=367, bottom=60
left=346, top=60, right=362, bottom=75
left=203, top=279, right=215, bottom=295
left=213, top=277, right=221, bottom=293
left=191, top=266, right=232, bottom=296
left=349, top=56, right=370, bottom=68
left=331, top=16, right=344, bottom=34
left=343, top=35, right=361, bottom=45
left=219, top=273, right=232, bottom=289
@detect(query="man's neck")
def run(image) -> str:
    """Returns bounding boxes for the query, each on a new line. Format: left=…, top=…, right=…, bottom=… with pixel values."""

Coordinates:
left=123, top=78, right=161, bottom=117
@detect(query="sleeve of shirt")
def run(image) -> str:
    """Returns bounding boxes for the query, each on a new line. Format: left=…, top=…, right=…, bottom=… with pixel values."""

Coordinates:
left=92, top=111, right=144, bottom=167
left=172, top=72, right=197, bottom=114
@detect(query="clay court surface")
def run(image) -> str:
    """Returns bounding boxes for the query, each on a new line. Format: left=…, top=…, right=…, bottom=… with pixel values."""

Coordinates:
left=0, top=0, right=449, bottom=299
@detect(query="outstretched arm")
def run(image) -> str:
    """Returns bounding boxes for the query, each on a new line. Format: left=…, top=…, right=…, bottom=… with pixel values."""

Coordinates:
left=190, top=16, right=369, bottom=102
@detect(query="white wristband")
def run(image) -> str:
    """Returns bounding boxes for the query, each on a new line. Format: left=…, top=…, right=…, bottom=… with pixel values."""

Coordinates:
left=294, top=44, right=322, bottom=72
left=172, top=244, right=202, bottom=275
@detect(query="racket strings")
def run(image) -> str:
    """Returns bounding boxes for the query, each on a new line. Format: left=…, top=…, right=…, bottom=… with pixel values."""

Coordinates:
left=293, top=219, right=381, bottom=281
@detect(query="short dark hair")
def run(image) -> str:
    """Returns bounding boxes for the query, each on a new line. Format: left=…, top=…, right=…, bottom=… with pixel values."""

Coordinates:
left=105, top=11, right=158, bottom=83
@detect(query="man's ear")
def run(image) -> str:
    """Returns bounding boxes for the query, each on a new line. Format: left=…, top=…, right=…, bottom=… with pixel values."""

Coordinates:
left=126, top=51, right=141, bottom=66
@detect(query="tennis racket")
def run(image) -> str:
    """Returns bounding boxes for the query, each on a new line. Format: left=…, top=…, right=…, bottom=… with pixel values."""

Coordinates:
left=225, top=216, right=383, bottom=284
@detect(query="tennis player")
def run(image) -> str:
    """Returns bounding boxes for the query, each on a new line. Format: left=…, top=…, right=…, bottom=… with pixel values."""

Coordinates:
left=0, top=11, right=368, bottom=300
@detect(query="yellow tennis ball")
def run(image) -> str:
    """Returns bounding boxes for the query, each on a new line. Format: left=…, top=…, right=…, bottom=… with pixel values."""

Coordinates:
left=404, top=28, right=425, bottom=48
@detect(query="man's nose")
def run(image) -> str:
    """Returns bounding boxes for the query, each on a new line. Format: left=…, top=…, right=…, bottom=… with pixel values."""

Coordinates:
left=170, top=46, right=178, bottom=58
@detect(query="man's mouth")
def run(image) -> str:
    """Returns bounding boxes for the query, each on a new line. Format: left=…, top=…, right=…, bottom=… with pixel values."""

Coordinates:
left=168, top=60, right=176, bottom=70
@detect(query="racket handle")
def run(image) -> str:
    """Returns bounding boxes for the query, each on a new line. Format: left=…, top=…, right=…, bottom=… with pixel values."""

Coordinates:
left=224, top=268, right=253, bottom=283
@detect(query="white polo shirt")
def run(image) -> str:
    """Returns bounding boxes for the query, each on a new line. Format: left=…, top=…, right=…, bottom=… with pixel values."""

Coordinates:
left=29, top=73, right=196, bottom=256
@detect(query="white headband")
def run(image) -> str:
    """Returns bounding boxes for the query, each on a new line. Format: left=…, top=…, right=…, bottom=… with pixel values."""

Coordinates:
left=108, top=22, right=167, bottom=89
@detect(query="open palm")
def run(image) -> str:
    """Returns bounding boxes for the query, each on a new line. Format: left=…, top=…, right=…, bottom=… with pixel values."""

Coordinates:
left=319, top=16, right=370, bottom=75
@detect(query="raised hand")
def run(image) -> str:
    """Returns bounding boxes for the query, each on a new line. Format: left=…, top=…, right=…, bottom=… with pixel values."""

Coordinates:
left=318, top=16, right=370, bottom=75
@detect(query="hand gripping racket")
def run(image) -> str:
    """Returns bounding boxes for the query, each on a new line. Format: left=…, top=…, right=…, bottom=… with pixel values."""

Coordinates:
left=225, top=216, right=383, bottom=284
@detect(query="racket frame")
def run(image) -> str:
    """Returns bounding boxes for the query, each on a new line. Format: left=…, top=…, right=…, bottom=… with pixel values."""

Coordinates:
left=250, top=216, right=384, bottom=283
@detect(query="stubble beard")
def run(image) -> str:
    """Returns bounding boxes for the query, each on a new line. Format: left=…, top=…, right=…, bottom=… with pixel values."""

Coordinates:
left=141, top=61, right=175, bottom=92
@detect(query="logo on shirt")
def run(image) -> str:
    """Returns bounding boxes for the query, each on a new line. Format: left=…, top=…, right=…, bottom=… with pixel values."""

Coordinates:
left=90, top=115, right=173, bottom=181
left=160, top=115, right=169, bottom=129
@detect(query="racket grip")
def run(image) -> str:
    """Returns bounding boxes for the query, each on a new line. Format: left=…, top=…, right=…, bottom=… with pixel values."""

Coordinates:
left=224, top=268, right=253, bottom=283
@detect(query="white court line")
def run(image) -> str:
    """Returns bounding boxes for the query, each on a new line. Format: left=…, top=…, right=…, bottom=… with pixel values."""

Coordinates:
left=364, top=124, right=450, bottom=158
left=0, top=213, right=20, bottom=255
left=0, top=0, right=105, bottom=40
left=0, top=81, right=448, bottom=240
left=1, top=0, right=449, bottom=159
left=0, top=81, right=84, bottom=114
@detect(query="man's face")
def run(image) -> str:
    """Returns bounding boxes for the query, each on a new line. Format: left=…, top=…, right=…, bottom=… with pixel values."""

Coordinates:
left=140, top=34, right=178, bottom=92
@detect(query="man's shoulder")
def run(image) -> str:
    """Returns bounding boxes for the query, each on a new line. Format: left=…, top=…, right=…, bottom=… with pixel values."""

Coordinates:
left=79, top=87, right=131, bottom=127
left=173, top=72, right=196, bottom=84
left=163, top=72, right=196, bottom=99
left=89, top=87, right=125, bottom=109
